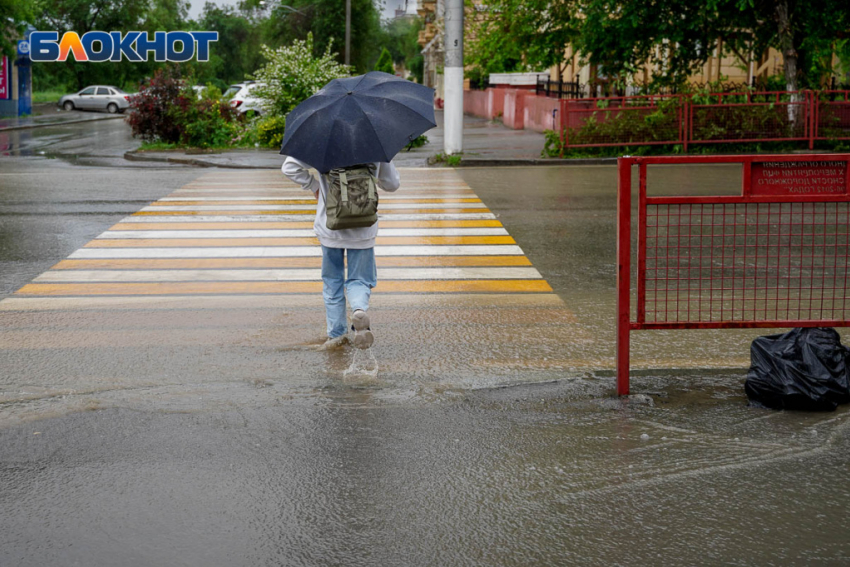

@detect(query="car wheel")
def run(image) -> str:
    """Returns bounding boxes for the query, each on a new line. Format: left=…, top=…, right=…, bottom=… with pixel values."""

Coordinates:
left=107, top=103, right=119, bottom=114
left=63, top=101, right=75, bottom=111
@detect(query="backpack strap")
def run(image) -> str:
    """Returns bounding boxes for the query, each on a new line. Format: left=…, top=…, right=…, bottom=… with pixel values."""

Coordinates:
left=339, top=170, right=349, bottom=204
left=367, top=175, right=376, bottom=201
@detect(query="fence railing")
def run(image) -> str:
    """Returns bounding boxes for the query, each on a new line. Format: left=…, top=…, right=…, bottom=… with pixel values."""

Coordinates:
left=559, top=91, right=850, bottom=153
left=616, top=154, right=850, bottom=395
left=535, top=76, right=585, bottom=99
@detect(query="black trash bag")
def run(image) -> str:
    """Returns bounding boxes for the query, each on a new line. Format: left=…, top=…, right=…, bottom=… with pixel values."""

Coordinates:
left=745, top=327, right=850, bottom=411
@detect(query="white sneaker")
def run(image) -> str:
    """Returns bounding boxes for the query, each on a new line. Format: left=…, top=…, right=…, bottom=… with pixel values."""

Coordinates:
left=317, top=334, right=349, bottom=350
left=351, top=309, right=374, bottom=349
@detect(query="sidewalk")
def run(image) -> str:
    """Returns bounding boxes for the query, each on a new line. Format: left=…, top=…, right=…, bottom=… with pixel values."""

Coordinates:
left=125, top=110, right=555, bottom=169
left=0, top=103, right=125, bottom=132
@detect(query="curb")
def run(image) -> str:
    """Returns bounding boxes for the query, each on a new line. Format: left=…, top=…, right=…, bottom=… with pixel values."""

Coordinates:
left=123, top=151, right=279, bottom=169
left=0, top=114, right=125, bottom=132
left=456, top=157, right=618, bottom=167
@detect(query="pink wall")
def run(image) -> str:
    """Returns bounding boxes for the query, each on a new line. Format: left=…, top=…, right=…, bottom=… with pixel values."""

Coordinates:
left=488, top=88, right=506, bottom=119
left=462, top=88, right=565, bottom=133
left=523, top=96, right=561, bottom=133
left=502, top=90, right=528, bottom=129
left=464, top=89, right=489, bottom=117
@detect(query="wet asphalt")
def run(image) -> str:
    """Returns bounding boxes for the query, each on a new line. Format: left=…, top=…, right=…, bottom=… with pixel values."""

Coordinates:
left=1, top=120, right=849, bottom=566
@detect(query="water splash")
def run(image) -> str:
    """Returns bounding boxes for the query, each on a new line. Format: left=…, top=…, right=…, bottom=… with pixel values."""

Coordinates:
left=344, top=346, right=379, bottom=379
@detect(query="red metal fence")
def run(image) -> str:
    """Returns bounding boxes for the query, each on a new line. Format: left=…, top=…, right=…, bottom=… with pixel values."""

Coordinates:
left=617, top=154, right=850, bottom=395
left=561, top=91, right=850, bottom=152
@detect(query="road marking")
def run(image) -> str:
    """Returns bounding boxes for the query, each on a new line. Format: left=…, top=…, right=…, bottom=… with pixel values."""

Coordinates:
left=49, top=256, right=534, bottom=270
left=123, top=213, right=500, bottom=222
left=140, top=203, right=490, bottom=211
left=5, top=169, right=558, bottom=304
left=68, top=245, right=527, bottom=258
left=17, top=280, right=553, bottom=296
left=110, top=220, right=505, bottom=230
left=96, top=228, right=510, bottom=238
left=35, top=267, right=543, bottom=282
left=155, top=197, right=483, bottom=204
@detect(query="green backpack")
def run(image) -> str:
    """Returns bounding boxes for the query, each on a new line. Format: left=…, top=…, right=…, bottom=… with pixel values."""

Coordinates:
left=325, top=165, right=379, bottom=230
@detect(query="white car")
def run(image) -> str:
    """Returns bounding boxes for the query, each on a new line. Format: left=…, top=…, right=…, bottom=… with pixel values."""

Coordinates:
left=224, top=82, right=267, bottom=116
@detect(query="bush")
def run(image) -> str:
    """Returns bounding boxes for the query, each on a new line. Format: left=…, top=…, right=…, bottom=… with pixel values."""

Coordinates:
left=374, top=48, right=394, bottom=74
left=251, top=33, right=351, bottom=118
left=127, top=68, right=240, bottom=149
left=126, top=67, right=184, bottom=144
left=256, top=115, right=287, bottom=149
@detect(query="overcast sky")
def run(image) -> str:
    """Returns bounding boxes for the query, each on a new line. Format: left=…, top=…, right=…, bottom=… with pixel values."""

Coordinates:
left=187, top=0, right=410, bottom=22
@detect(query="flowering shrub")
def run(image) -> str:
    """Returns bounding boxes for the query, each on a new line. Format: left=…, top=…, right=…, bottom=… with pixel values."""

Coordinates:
left=251, top=33, right=351, bottom=118
left=127, top=68, right=239, bottom=148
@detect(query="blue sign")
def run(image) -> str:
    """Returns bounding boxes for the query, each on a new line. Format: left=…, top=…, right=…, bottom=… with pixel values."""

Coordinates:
left=17, top=40, right=30, bottom=59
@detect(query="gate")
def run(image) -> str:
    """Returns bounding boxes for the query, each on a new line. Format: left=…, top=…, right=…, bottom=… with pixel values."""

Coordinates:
left=617, top=154, right=850, bottom=395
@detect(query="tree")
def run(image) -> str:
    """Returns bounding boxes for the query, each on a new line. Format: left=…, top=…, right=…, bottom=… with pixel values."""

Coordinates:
left=467, top=0, right=578, bottom=79
left=373, top=17, right=423, bottom=81
left=251, top=32, right=350, bottom=117
left=32, top=0, right=188, bottom=90
left=577, top=0, right=850, bottom=91
left=0, top=0, right=34, bottom=57
left=374, top=47, right=394, bottom=74
left=196, top=2, right=263, bottom=87
left=250, top=0, right=381, bottom=73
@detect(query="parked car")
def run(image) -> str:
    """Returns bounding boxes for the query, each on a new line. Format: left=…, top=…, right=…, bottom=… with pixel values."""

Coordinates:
left=223, top=82, right=267, bottom=116
left=58, top=86, right=131, bottom=113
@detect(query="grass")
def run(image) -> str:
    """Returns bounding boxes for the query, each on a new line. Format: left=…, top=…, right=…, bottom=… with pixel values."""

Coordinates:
left=137, top=141, right=181, bottom=151
left=137, top=140, right=264, bottom=151
left=32, top=90, right=67, bottom=104
left=431, top=152, right=464, bottom=166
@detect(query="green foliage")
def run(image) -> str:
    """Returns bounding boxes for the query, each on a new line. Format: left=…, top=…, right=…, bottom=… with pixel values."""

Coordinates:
left=374, top=48, right=394, bottom=75
left=32, top=90, right=66, bottom=104
left=374, top=17, right=424, bottom=82
left=254, top=0, right=381, bottom=73
left=432, top=152, right=462, bottom=166
left=32, top=0, right=188, bottom=92
left=405, top=135, right=429, bottom=150
left=194, top=4, right=264, bottom=87
left=127, top=67, right=239, bottom=149
left=251, top=33, right=351, bottom=117
left=577, top=0, right=850, bottom=90
left=255, top=115, right=287, bottom=149
left=0, top=0, right=34, bottom=57
left=467, top=0, right=577, bottom=80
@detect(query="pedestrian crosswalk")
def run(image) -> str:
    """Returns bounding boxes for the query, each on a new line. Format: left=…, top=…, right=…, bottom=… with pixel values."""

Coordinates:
left=9, top=168, right=555, bottom=299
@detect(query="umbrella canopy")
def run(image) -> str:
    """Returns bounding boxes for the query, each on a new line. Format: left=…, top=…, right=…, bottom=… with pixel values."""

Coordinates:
left=279, top=71, right=436, bottom=173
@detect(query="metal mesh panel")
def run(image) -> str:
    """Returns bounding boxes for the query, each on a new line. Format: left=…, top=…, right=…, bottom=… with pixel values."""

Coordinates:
left=641, top=201, right=850, bottom=323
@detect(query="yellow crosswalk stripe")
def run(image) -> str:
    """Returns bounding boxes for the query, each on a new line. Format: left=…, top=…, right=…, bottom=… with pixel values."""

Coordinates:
left=17, top=280, right=553, bottom=296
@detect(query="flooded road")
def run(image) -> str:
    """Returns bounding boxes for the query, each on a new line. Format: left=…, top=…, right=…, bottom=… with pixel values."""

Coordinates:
left=1, top=160, right=849, bottom=565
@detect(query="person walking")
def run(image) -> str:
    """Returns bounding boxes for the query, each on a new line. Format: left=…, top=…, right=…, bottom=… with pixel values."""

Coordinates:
left=282, top=156, right=400, bottom=349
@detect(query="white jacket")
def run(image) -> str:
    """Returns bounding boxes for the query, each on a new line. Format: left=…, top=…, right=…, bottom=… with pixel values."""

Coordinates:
left=281, top=156, right=401, bottom=249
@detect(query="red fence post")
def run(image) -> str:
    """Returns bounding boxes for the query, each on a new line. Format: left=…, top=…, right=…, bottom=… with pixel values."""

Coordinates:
left=809, top=90, right=816, bottom=150
left=559, top=99, right=568, bottom=158
left=616, top=157, right=633, bottom=395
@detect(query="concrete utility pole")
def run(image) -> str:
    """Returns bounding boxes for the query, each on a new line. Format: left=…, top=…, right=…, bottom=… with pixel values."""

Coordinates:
left=345, top=0, right=351, bottom=66
left=444, top=0, right=463, bottom=154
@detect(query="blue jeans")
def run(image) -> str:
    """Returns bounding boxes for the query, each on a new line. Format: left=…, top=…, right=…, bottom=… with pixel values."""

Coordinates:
left=321, top=246, right=377, bottom=338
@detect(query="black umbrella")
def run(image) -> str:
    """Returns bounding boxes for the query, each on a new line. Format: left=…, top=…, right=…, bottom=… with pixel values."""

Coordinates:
left=279, top=71, right=436, bottom=173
